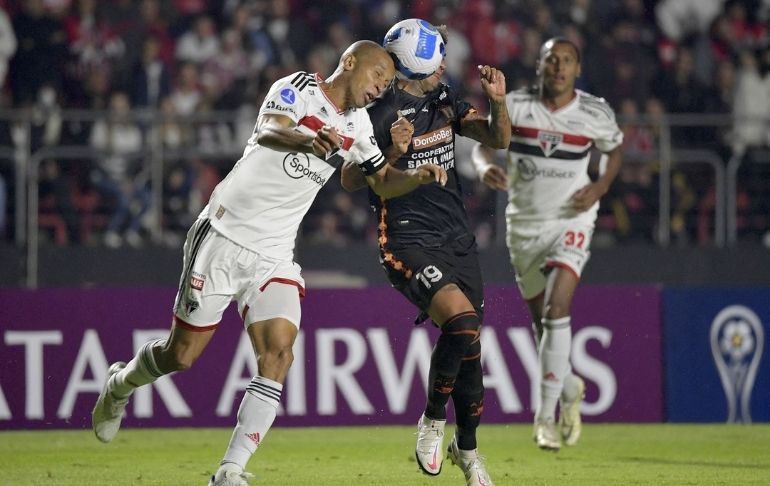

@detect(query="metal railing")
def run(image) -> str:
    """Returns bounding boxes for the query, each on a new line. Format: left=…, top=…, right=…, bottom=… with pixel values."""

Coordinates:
left=0, top=109, right=766, bottom=287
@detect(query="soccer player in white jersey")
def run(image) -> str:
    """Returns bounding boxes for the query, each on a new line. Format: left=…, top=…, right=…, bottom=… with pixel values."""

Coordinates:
left=91, top=40, right=447, bottom=486
left=471, top=37, right=623, bottom=451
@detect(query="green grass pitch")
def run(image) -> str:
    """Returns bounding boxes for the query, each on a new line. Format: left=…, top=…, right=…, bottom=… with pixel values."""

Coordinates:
left=2, top=424, right=769, bottom=485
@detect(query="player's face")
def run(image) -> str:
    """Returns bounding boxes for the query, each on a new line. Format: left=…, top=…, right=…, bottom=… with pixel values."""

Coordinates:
left=351, top=51, right=396, bottom=108
left=418, top=56, right=447, bottom=93
left=539, top=42, right=581, bottom=97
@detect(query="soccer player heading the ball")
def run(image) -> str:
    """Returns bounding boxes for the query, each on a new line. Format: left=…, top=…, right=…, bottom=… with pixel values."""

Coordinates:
left=91, top=40, right=448, bottom=486
left=471, top=37, right=623, bottom=452
left=342, top=19, right=510, bottom=486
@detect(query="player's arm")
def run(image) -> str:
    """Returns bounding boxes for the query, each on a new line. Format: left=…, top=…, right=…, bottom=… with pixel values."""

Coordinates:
left=255, top=113, right=341, bottom=157
left=572, top=145, right=623, bottom=211
left=458, top=65, right=511, bottom=149
left=341, top=115, right=414, bottom=192
left=471, top=142, right=508, bottom=191
left=365, top=161, right=447, bottom=199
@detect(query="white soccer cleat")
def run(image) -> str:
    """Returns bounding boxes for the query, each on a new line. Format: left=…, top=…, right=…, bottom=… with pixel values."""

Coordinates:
left=92, top=361, right=129, bottom=443
left=559, top=375, right=586, bottom=446
left=415, top=414, right=446, bottom=475
left=208, top=463, right=255, bottom=486
left=447, top=436, right=493, bottom=486
left=533, top=419, right=561, bottom=451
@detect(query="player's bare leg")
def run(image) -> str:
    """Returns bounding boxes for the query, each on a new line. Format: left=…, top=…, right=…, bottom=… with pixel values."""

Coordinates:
left=210, top=316, right=297, bottom=486
left=92, top=320, right=216, bottom=443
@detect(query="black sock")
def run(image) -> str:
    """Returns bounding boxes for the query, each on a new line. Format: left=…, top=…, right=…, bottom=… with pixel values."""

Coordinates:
left=452, top=344, right=484, bottom=450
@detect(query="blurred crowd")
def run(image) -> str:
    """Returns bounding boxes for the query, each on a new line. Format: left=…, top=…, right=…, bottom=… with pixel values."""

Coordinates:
left=0, top=0, right=769, bottom=249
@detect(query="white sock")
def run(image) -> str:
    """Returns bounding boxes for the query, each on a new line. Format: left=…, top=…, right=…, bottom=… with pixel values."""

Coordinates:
left=561, top=366, right=580, bottom=403
left=536, top=317, right=571, bottom=423
left=221, top=376, right=283, bottom=469
left=111, top=339, right=165, bottom=398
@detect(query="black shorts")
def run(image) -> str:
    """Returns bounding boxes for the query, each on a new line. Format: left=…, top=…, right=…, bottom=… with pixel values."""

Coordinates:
left=380, top=234, right=484, bottom=324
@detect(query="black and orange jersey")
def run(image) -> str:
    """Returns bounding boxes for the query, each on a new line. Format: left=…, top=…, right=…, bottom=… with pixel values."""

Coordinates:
left=367, top=82, right=475, bottom=249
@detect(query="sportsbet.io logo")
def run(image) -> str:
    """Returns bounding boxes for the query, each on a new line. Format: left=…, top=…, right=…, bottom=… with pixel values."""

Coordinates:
left=517, top=157, right=537, bottom=181
left=283, top=153, right=327, bottom=186
left=516, top=157, right=576, bottom=181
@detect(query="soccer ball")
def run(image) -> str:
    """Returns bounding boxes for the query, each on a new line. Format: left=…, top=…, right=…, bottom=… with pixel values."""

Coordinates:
left=382, top=19, right=445, bottom=80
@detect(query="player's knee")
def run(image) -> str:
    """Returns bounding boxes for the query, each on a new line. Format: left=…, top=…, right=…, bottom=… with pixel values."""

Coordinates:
left=165, top=349, right=198, bottom=372
left=260, top=346, right=294, bottom=373
left=156, top=341, right=202, bottom=372
left=440, top=312, right=481, bottom=351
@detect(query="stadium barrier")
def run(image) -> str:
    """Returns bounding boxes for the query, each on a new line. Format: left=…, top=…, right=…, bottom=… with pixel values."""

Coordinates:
left=663, top=288, right=769, bottom=423
left=0, top=285, right=663, bottom=429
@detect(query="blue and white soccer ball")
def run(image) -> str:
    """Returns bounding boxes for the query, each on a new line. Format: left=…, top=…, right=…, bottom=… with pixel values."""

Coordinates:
left=383, top=18, right=445, bottom=80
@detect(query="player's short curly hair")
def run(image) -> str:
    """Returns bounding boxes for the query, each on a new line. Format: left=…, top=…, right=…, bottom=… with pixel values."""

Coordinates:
left=539, top=37, right=581, bottom=63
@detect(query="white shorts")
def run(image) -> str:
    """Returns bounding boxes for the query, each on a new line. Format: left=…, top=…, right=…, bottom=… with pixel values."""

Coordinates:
left=506, top=218, right=594, bottom=300
left=172, top=219, right=305, bottom=330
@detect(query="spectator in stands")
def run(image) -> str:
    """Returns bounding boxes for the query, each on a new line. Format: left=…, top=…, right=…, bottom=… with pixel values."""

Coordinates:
left=9, top=0, right=67, bottom=106
left=653, top=45, right=710, bottom=145
left=137, top=0, right=175, bottom=65
left=502, top=27, right=542, bottom=90
left=655, top=0, right=725, bottom=42
left=733, top=47, right=770, bottom=153
left=130, top=36, right=171, bottom=109
left=201, top=28, right=249, bottom=106
left=0, top=6, right=17, bottom=89
left=30, top=84, right=63, bottom=151
left=175, top=14, right=220, bottom=65
left=64, top=0, right=125, bottom=86
left=89, top=91, right=150, bottom=248
left=38, top=158, right=80, bottom=244
left=169, top=62, right=202, bottom=116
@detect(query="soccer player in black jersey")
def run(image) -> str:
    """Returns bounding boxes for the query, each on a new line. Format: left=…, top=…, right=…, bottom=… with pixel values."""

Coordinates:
left=342, top=24, right=510, bottom=486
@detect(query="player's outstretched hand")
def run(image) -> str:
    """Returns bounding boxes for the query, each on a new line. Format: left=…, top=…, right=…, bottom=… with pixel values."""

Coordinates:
left=478, top=65, right=506, bottom=103
left=481, top=164, right=508, bottom=191
left=390, top=115, right=414, bottom=155
left=409, top=163, right=447, bottom=187
left=312, top=125, right=342, bottom=158
left=572, top=182, right=605, bottom=212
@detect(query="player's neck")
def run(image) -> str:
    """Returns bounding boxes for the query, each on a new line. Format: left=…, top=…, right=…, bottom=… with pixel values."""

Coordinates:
left=542, top=89, right=576, bottom=111
left=400, top=79, right=433, bottom=98
left=319, top=76, right=349, bottom=111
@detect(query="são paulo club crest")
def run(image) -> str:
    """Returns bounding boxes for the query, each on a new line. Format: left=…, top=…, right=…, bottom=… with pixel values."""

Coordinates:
left=538, top=130, right=563, bottom=157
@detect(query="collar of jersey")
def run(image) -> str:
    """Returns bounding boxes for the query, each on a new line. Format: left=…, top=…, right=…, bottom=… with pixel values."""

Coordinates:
left=315, top=73, right=346, bottom=114
left=543, top=90, right=579, bottom=115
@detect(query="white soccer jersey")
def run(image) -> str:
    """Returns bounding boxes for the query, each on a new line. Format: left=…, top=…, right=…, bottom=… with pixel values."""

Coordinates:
left=201, top=72, right=385, bottom=260
left=504, top=88, right=623, bottom=223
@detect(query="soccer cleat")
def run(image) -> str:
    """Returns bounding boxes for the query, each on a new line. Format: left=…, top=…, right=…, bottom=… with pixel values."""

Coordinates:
left=92, top=362, right=129, bottom=443
left=533, top=418, right=561, bottom=451
left=208, top=463, right=255, bottom=486
left=559, top=375, right=585, bottom=446
left=447, top=436, right=494, bottom=486
left=415, top=414, right=446, bottom=475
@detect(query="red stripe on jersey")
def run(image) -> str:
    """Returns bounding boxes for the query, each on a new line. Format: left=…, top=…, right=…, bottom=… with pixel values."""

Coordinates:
left=512, top=125, right=592, bottom=147
left=298, top=115, right=354, bottom=151
left=259, top=277, right=306, bottom=299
